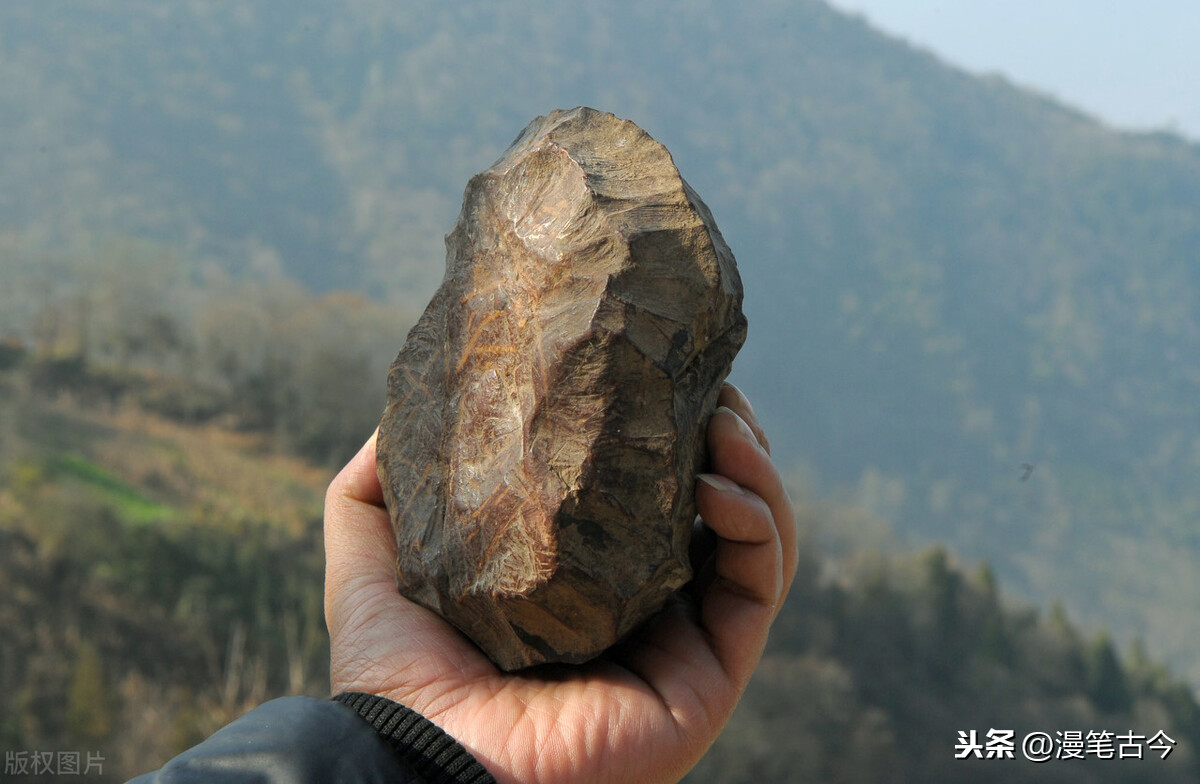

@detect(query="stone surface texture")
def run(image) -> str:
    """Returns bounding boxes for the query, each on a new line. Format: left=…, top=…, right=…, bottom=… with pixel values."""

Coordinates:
left=377, top=107, right=746, bottom=670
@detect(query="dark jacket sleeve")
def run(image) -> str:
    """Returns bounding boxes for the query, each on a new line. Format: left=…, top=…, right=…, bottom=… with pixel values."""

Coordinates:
left=125, top=693, right=496, bottom=784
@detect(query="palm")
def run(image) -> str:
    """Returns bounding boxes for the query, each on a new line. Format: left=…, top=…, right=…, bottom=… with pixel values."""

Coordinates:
left=325, top=386, right=795, bottom=784
left=332, top=555, right=727, bottom=783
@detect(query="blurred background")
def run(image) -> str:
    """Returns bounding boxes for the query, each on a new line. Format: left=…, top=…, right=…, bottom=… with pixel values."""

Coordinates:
left=2, top=1, right=1199, bottom=780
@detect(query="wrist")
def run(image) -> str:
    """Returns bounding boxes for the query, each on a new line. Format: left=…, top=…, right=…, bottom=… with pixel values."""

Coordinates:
left=332, top=691, right=497, bottom=784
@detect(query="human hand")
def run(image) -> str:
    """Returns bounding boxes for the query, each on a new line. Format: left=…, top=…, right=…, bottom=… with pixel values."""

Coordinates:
left=324, top=383, right=797, bottom=784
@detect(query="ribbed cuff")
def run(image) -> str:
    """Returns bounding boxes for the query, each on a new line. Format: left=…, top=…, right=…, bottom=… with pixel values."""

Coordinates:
left=332, top=692, right=497, bottom=784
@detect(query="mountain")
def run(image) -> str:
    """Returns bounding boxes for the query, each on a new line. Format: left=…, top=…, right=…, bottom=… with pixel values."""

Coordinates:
left=3, top=0, right=1200, bottom=684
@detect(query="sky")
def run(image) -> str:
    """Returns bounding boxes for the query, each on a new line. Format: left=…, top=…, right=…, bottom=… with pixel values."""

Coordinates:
left=830, top=1, right=1200, bottom=141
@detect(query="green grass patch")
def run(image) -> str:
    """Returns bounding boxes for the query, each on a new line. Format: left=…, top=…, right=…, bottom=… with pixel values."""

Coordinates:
left=50, top=453, right=177, bottom=525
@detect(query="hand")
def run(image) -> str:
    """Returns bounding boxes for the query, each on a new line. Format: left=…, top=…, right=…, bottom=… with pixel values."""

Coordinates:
left=324, top=383, right=797, bottom=784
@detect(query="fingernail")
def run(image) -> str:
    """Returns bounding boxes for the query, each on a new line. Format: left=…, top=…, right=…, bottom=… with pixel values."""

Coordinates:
left=716, top=405, right=757, bottom=443
left=727, top=383, right=759, bottom=427
left=697, top=473, right=744, bottom=495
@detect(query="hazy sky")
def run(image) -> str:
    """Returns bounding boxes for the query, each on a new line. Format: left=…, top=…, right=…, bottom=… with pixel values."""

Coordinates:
left=830, top=1, right=1200, bottom=141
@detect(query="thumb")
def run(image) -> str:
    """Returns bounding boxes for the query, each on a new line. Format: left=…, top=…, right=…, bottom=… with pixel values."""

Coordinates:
left=323, top=430, right=397, bottom=625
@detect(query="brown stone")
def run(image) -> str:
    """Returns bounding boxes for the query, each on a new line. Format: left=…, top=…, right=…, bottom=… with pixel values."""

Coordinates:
left=376, top=107, right=746, bottom=670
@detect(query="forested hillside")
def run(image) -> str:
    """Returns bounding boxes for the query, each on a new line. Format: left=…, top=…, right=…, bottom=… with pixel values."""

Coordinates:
left=3, top=0, right=1199, bottom=683
left=3, top=277, right=1199, bottom=780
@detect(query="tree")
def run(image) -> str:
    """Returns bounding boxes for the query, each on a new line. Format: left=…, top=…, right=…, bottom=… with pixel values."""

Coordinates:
left=1085, top=631, right=1132, bottom=713
left=67, top=640, right=112, bottom=742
